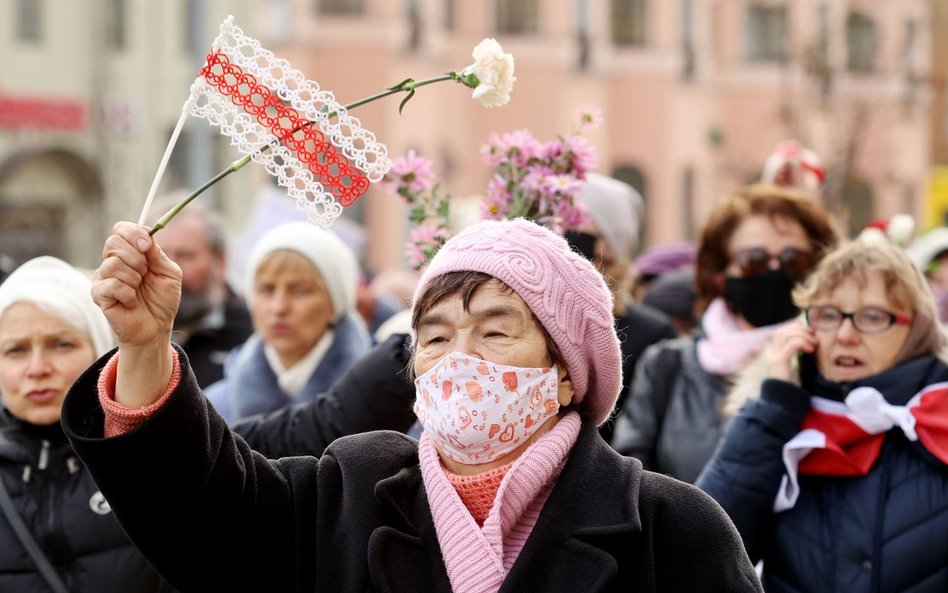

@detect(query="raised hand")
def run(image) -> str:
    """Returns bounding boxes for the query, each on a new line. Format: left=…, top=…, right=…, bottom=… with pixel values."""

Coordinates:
left=93, top=222, right=182, bottom=347
left=767, top=317, right=818, bottom=382
left=92, top=222, right=182, bottom=407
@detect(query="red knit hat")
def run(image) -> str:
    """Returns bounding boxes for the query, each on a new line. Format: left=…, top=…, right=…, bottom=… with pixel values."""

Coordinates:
left=414, top=218, right=623, bottom=425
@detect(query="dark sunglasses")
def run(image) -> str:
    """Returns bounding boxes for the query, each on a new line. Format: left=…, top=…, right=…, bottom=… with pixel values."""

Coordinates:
left=731, top=247, right=813, bottom=280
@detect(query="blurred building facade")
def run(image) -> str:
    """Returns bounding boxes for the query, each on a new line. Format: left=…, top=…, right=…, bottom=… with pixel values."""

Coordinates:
left=0, top=0, right=936, bottom=276
left=260, top=0, right=934, bottom=272
left=0, top=0, right=253, bottom=269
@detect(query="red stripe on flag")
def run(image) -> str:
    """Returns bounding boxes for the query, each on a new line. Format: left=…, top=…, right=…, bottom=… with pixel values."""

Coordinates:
left=797, top=408, right=883, bottom=476
left=200, top=50, right=370, bottom=206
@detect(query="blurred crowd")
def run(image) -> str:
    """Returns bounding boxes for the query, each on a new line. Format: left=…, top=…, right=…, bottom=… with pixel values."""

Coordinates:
left=3, top=137, right=948, bottom=592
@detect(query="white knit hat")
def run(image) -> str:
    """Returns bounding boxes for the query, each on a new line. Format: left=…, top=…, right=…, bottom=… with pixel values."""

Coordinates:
left=0, top=256, right=114, bottom=357
left=580, top=173, right=644, bottom=260
left=244, top=221, right=358, bottom=321
left=907, top=227, right=948, bottom=273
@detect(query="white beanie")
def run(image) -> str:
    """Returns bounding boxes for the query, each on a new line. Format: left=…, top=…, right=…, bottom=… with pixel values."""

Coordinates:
left=244, top=221, right=358, bottom=321
left=0, top=256, right=115, bottom=358
left=907, top=227, right=948, bottom=273
left=580, top=173, right=644, bottom=260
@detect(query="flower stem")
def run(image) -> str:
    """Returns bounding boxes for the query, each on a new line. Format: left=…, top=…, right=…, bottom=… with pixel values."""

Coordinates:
left=147, top=73, right=458, bottom=236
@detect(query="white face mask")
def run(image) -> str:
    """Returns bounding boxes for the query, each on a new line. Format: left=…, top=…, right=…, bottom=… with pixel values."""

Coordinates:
left=413, top=351, right=561, bottom=465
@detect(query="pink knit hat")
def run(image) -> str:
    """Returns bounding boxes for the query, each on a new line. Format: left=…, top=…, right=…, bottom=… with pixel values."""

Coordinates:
left=414, top=218, right=622, bottom=425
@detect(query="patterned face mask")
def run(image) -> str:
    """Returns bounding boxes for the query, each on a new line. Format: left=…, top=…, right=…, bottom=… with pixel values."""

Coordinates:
left=413, top=352, right=561, bottom=465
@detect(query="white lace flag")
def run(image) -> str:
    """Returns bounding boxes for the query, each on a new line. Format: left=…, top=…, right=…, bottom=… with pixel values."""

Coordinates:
left=182, top=16, right=391, bottom=228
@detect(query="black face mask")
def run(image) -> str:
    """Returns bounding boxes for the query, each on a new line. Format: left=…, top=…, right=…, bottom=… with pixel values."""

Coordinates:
left=723, top=269, right=799, bottom=328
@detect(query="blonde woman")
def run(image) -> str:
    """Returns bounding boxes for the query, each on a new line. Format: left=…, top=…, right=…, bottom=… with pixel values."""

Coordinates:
left=699, top=240, right=948, bottom=593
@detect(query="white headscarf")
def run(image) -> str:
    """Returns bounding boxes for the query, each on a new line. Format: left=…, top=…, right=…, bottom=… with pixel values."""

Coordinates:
left=244, top=221, right=359, bottom=322
left=580, top=173, right=644, bottom=261
left=0, top=256, right=115, bottom=357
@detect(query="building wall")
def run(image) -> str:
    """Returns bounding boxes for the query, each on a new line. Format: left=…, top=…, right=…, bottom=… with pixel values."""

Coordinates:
left=0, top=0, right=253, bottom=269
left=0, top=0, right=934, bottom=276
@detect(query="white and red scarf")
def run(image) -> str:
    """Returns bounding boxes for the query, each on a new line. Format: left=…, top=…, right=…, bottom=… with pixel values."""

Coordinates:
left=775, top=383, right=948, bottom=511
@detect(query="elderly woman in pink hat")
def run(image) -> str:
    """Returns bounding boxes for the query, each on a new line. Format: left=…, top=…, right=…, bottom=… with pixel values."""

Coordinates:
left=61, top=218, right=761, bottom=593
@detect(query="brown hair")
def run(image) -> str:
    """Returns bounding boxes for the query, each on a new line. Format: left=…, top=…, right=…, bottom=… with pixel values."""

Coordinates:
left=409, top=270, right=566, bottom=378
left=694, top=184, right=841, bottom=315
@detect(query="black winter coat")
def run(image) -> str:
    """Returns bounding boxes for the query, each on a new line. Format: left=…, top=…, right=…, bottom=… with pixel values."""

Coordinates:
left=62, top=347, right=762, bottom=593
left=230, top=332, right=416, bottom=458
left=0, top=410, right=174, bottom=593
left=600, top=304, right=677, bottom=443
left=697, top=355, right=948, bottom=593
left=612, top=336, right=729, bottom=482
left=177, top=286, right=253, bottom=388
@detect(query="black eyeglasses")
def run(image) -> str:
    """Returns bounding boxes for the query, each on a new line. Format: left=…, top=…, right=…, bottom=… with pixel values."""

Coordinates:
left=731, top=247, right=813, bottom=280
left=804, top=305, right=913, bottom=334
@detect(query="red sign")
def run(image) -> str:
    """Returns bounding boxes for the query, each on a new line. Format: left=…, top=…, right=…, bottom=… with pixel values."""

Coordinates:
left=0, top=94, right=86, bottom=131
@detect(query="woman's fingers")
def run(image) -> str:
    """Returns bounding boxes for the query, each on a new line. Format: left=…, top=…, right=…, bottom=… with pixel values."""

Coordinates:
left=92, top=222, right=182, bottom=348
left=767, top=321, right=818, bottom=380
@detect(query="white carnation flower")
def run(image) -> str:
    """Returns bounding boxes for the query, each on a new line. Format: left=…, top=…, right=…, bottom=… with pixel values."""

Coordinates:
left=461, top=38, right=516, bottom=108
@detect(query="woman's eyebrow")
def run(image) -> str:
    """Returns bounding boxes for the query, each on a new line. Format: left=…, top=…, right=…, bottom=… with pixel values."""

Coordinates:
left=469, top=305, right=522, bottom=322
left=416, top=312, right=450, bottom=329
left=417, top=305, right=521, bottom=329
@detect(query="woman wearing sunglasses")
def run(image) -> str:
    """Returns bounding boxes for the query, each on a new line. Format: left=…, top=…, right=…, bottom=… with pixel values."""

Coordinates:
left=612, top=184, right=840, bottom=482
left=698, top=238, right=948, bottom=593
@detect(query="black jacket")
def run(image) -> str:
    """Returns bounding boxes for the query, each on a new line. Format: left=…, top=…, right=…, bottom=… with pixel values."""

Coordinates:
left=697, top=355, right=948, bottom=593
left=600, top=304, right=677, bottom=443
left=62, top=347, right=761, bottom=593
left=230, top=332, right=416, bottom=458
left=0, top=410, right=173, bottom=593
left=612, top=336, right=729, bottom=482
left=177, top=287, right=254, bottom=388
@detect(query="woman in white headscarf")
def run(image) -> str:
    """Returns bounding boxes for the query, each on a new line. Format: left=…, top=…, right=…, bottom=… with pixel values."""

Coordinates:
left=0, top=257, right=174, bottom=592
left=205, top=221, right=372, bottom=422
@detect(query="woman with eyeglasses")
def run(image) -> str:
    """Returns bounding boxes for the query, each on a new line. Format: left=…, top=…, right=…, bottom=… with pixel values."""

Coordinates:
left=612, top=184, right=840, bottom=482
left=698, top=238, right=948, bottom=593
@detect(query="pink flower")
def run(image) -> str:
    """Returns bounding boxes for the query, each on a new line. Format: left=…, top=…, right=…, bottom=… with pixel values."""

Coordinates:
left=563, top=135, right=597, bottom=175
left=478, top=116, right=599, bottom=236
left=482, top=175, right=512, bottom=219
left=575, top=105, right=603, bottom=132
left=481, top=129, right=542, bottom=168
left=542, top=174, right=584, bottom=197
left=405, top=222, right=451, bottom=270
left=382, top=149, right=436, bottom=196
left=556, top=201, right=589, bottom=231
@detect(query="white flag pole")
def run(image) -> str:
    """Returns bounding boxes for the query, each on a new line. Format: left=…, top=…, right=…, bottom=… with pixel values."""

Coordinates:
left=138, top=108, right=189, bottom=226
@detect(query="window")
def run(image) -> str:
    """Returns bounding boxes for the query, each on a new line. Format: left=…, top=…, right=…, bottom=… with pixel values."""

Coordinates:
left=184, top=0, right=201, bottom=55
left=846, top=12, right=877, bottom=73
left=745, top=5, right=788, bottom=63
left=443, top=0, right=455, bottom=31
left=495, top=0, right=539, bottom=35
left=681, top=166, right=695, bottom=238
left=316, top=0, right=365, bottom=16
left=612, top=164, right=648, bottom=245
left=681, top=0, right=694, bottom=81
left=15, top=0, right=41, bottom=42
left=842, top=175, right=874, bottom=238
left=107, top=0, right=127, bottom=50
left=612, top=0, right=647, bottom=46
left=406, top=0, right=422, bottom=52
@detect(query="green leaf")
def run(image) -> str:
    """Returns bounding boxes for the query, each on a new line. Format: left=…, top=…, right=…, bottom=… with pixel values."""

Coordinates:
left=436, top=198, right=450, bottom=220
left=408, top=208, right=427, bottom=224
left=398, top=89, right=416, bottom=116
left=387, top=78, right=415, bottom=91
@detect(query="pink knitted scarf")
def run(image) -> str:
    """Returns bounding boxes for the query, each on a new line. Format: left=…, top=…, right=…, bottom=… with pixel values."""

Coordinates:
left=419, top=412, right=581, bottom=593
left=696, top=297, right=786, bottom=376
